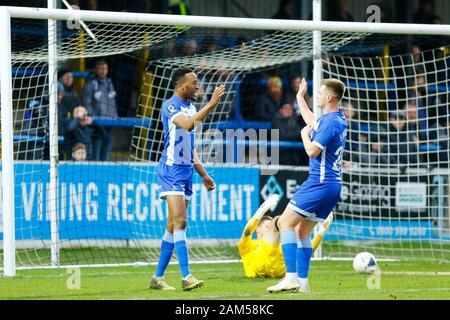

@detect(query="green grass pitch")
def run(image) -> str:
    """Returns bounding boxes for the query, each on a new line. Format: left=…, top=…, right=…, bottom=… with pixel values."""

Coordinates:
left=1, top=260, right=449, bottom=300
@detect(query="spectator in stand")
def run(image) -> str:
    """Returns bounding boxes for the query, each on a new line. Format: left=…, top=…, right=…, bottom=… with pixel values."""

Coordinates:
left=406, top=72, right=427, bottom=115
left=183, top=39, right=199, bottom=56
left=58, top=68, right=82, bottom=111
left=411, top=73, right=446, bottom=128
left=271, top=101, right=307, bottom=166
left=425, top=119, right=448, bottom=165
left=58, top=68, right=107, bottom=161
left=354, top=132, right=370, bottom=166
left=284, top=75, right=300, bottom=106
left=404, top=100, right=427, bottom=141
left=353, top=132, right=391, bottom=167
left=357, top=123, right=385, bottom=168
left=342, top=101, right=360, bottom=166
left=423, top=94, right=449, bottom=165
left=271, top=0, right=293, bottom=20
left=411, top=43, right=422, bottom=65
left=19, top=98, right=49, bottom=160
left=204, top=36, right=220, bottom=54
left=83, top=59, right=118, bottom=161
left=68, top=106, right=95, bottom=160
left=371, top=133, right=389, bottom=166
left=342, top=100, right=356, bottom=119
left=43, top=68, right=87, bottom=160
left=71, top=142, right=87, bottom=161
left=255, top=76, right=283, bottom=121
left=327, top=0, right=354, bottom=22
left=284, top=75, right=312, bottom=123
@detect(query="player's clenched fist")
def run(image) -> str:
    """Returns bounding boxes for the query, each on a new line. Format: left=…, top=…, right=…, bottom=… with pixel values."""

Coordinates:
left=202, top=175, right=216, bottom=191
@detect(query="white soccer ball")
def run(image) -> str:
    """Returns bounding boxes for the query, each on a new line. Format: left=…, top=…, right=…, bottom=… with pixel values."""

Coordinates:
left=353, top=252, right=377, bottom=274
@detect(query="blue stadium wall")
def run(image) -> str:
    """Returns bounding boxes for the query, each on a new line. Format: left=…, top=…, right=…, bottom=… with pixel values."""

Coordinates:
left=0, top=163, right=446, bottom=242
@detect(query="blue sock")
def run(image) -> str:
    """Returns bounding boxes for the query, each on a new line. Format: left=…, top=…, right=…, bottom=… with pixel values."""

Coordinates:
left=174, top=229, right=191, bottom=278
left=155, top=231, right=174, bottom=277
left=297, top=237, right=313, bottom=279
left=281, top=230, right=297, bottom=274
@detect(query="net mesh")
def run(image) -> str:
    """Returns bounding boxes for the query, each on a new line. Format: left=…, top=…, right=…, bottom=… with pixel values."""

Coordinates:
left=12, top=19, right=189, bottom=62
left=323, top=46, right=450, bottom=260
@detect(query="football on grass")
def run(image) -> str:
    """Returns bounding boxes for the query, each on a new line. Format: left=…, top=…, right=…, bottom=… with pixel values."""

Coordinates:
left=353, top=252, right=377, bottom=274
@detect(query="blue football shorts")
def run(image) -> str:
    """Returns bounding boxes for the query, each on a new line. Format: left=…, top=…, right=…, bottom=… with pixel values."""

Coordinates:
left=287, top=178, right=341, bottom=223
left=157, top=163, right=193, bottom=200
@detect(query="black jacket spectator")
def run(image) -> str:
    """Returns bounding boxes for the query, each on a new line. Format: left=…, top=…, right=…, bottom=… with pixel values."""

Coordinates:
left=383, top=111, right=418, bottom=165
left=271, top=102, right=307, bottom=165
left=255, top=76, right=283, bottom=121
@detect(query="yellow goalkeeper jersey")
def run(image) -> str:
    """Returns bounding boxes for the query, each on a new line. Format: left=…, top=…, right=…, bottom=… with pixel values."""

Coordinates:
left=238, top=236, right=285, bottom=278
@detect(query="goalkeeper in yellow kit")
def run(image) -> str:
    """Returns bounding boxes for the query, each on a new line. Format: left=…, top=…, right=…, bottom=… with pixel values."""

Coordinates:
left=238, top=194, right=334, bottom=278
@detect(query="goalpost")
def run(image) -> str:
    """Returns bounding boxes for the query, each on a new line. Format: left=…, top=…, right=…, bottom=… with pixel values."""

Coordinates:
left=1, top=5, right=450, bottom=276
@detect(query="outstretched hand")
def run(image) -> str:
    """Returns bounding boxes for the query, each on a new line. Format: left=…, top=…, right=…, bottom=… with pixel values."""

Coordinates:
left=209, top=85, right=226, bottom=108
left=296, top=78, right=308, bottom=100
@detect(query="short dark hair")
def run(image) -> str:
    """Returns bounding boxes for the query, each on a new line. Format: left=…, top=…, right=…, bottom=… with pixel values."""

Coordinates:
left=58, top=68, right=71, bottom=80
left=95, top=59, right=108, bottom=67
left=172, top=67, right=193, bottom=88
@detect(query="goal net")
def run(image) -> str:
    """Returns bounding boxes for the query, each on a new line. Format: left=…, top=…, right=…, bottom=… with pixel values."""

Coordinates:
left=322, top=39, right=450, bottom=261
left=1, top=8, right=449, bottom=272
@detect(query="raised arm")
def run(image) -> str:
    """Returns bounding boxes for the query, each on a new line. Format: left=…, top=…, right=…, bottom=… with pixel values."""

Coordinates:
left=297, top=78, right=316, bottom=126
left=173, top=85, right=225, bottom=131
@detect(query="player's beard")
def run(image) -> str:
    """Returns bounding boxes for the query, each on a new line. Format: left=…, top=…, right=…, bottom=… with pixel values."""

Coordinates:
left=191, top=92, right=199, bottom=102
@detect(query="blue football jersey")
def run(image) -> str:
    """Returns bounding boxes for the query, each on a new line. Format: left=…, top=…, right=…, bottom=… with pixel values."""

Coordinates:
left=159, top=95, right=196, bottom=166
left=309, top=110, right=348, bottom=183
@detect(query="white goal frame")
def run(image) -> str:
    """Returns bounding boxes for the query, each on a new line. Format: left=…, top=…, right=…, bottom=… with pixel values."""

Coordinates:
left=2, top=5, right=450, bottom=277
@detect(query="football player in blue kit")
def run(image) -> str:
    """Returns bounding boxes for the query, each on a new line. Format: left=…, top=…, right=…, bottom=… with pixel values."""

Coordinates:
left=267, top=78, right=348, bottom=293
left=150, top=67, right=225, bottom=291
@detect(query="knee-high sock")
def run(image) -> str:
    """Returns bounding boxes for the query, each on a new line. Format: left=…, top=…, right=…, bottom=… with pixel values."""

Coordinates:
left=281, top=230, right=297, bottom=281
left=155, top=231, right=174, bottom=277
left=174, top=229, right=190, bottom=278
left=297, top=237, right=313, bottom=279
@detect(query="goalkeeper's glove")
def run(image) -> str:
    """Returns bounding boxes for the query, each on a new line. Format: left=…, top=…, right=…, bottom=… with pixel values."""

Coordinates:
left=253, top=193, right=280, bottom=221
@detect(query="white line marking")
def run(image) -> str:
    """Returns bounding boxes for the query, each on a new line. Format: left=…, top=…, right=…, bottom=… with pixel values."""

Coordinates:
left=382, top=271, right=450, bottom=276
